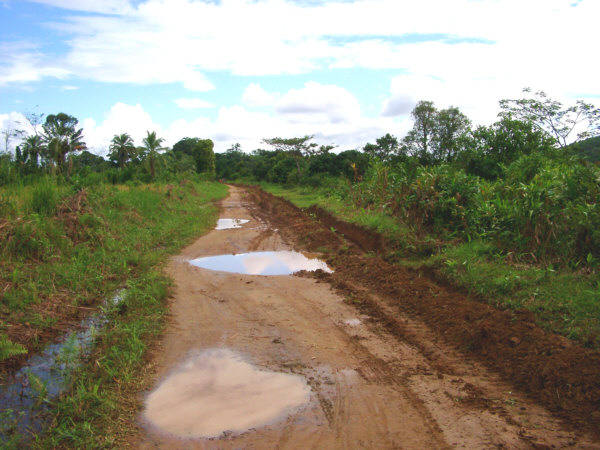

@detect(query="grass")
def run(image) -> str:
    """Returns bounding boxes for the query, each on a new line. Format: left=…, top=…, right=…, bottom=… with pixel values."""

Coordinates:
left=261, top=182, right=600, bottom=349
left=0, top=177, right=228, bottom=447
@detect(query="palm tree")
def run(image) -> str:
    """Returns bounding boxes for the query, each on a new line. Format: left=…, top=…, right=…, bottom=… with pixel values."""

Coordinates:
left=142, top=131, right=165, bottom=179
left=20, top=135, right=44, bottom=169
left=109, top=133, right=136, bottom=168
left=41, top=113, right=86, bottom=171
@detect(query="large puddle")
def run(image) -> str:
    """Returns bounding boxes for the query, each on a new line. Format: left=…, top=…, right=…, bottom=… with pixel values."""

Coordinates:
left=189, top=251, right=332, bottom=275
left=143, top=348, right=310, bottom=438
left=215, top=218, right=250, bottom=230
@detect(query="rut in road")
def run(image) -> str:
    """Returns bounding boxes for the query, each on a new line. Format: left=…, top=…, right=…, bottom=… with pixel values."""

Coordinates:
left=132, top=186, right=599, bottom=449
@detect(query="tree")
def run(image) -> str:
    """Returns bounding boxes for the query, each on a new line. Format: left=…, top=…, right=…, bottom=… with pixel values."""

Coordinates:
left=433, top=107, right=471, bottom=162
left=108, top=133, right=136, bottom=168
left=172, top=137, right=200, bottom=157
left=193, top=139, right=216, bottom=176
left=20, top=135, right=44, bottom=170
left=363, top=133, right=399, bottom=162
left=401, top=101, right=437, bottom=160
left=499, top=88, right=600, bottom=147
left=41, top=113, right=86, bottom=171
left=262, top=135, right=317, bottom=181
left=142, top=131, right=165, bottom=179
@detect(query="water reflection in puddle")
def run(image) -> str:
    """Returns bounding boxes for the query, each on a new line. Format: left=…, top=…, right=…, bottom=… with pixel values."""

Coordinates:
left=143, top=348, right=310, bottom=438
left=215, top=218, right=250, bottom=230
left=344, top=318, right=362, bottom=327
left=189, top=251, right=332, bottom=275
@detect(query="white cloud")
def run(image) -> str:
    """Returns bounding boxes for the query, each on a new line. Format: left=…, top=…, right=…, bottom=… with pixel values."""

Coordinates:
left=81, top=92, right=398, bottom=156
left=0, top=111, right=28, bottom=152
left=3, top=0, right=597, bottom=99
left=175, top=98, right=213, bottom=109
left=60, top=85, right=79, bottom=91
left=275, top=82, right=361, bottom=124
left=28, top=0, right=134, bottom=14
left=82, top=102, right=162, bottom=155
left=242, top=83, right=276, bottom=107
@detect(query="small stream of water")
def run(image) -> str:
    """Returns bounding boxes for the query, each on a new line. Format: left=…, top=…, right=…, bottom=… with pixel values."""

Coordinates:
left=0, top=292, right=123, bottom=442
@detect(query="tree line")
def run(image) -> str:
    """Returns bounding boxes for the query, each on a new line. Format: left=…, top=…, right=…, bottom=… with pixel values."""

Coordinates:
left=0, top=88, right=598, bottom=188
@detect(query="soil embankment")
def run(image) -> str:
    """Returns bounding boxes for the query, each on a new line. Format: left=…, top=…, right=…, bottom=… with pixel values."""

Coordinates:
left=132, top=186, right=600, bottom=448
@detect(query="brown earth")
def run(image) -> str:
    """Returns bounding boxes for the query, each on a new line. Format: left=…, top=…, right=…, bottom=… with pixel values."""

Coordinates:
left=131, top=185, right=600, bottom=449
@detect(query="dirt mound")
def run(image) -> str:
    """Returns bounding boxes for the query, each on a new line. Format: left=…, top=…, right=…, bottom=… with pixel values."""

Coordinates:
left=245, top=186, right=600, bottom=436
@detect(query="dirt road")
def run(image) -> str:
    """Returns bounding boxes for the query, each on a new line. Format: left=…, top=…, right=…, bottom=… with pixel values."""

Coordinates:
left=133, top=186, right=599, bottom=449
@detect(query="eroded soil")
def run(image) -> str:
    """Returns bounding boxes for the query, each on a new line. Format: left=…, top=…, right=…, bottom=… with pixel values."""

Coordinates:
left=132, top=186, right=600, bottom=449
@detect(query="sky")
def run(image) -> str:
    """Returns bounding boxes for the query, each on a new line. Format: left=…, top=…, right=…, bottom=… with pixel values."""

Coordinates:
left=0, top=0, right=598, bottom=156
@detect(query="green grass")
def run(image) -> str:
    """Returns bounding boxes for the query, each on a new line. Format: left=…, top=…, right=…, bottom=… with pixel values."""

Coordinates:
left=0, top=177, right=228, bottom=447
left=262, top=183, right=600, bottom=348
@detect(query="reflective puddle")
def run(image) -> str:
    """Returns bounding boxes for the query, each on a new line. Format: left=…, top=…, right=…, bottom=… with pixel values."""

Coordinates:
left=344, top=318, right=362, bottom=327
left=215, top=218, right=250, bottom=230
left=189, top=251, right=332, bottom=275
left=143, top=348, right=310, bottom=438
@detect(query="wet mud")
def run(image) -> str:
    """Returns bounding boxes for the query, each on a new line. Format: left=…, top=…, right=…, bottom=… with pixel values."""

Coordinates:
left=132, top=185, right=600, bottom=449
left=249, top=186, right=600, bottom=439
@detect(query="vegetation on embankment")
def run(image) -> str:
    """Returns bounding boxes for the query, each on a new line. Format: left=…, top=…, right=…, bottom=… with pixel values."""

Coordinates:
left=261, top=177, right=600, bottom=349
left=0, top=177, right=227, bottom=447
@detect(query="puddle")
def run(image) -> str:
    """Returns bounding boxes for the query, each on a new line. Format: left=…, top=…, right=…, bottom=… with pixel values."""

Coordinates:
left=189, top=251, right=332, bottom=275
left=0, top=291, right=124, bottom=443
left=143, top=348, right=310, bottom=438
left=215, top=218, right=250, bottom=230
left=344, top=318, right=362, bottom=327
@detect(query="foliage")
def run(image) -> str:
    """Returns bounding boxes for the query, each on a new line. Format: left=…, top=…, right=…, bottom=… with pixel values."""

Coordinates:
left=193, top=139, right=216, bottom=176
left=499, top=88, right=600, bottom=147
left=401, top=101, right=471, bottom=164
left=262, top=135, right=319, bottom=181
left=108, top=133, right=136, bottom=169
left=41, top=113, right=86, bottom=172
left=363, top=133, right=400, bottom=162
left=142, top=131, right=165, bottom=179
left=0, top=334, right=27, bottom=361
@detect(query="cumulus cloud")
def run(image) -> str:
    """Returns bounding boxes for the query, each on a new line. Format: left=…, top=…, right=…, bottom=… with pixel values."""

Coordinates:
left=0, top=111, right=28, bottom=152
left=274, top=82, right=361, bottom=124
left=3, top=0, right=597, bottom=97
left=82, top=102, right=162, bottom=155
left=242, top=84, right=276, bottom=107
left=81, top=96, right=397, bottom=155
left=175, top=98, right=213, bottom=109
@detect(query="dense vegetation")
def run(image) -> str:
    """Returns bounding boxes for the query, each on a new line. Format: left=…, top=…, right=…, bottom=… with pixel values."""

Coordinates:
left=0, top=114, right=228, bottom=445
left=0, top=88, right=598, bottom=444
left=216, top=90, right=600, bottom=345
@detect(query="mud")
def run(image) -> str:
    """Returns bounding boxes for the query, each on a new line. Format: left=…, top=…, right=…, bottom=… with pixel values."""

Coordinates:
left=132, top=185, right=600, bottom=449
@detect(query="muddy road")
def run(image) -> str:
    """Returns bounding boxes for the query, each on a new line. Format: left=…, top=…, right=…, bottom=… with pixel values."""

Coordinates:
left=133, top=186, right=599, bottom=449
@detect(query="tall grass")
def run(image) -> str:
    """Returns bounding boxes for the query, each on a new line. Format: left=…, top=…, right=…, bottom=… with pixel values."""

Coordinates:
left=0, top=177, right=228, bottom=446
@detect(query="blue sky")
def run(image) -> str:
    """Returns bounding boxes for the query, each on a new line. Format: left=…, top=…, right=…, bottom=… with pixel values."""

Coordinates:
left=1, top=0, right=598, bottom=155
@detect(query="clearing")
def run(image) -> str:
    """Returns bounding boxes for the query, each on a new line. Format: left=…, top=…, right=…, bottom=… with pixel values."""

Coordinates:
left=131, top=185, right=600, bottom=449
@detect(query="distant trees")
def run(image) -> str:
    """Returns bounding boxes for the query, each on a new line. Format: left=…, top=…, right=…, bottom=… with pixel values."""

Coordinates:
left=142, top=131, right=165, bottom=179
left=41, top=113, right=86, bottom=171
left=499, top=88, right=600, bottom=147
left=172, top=137, right=216, bottom=175
left=401, top=101, right=471, bottom=164
left=262, top=135, right=318, bottom=181
left=363, top=133, right=399, bottom=162
left=108, top=133, right=136, bottom=168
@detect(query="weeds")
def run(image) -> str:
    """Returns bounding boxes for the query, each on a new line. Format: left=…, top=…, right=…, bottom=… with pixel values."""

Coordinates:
left=0, top=177, right=227, bottom=445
